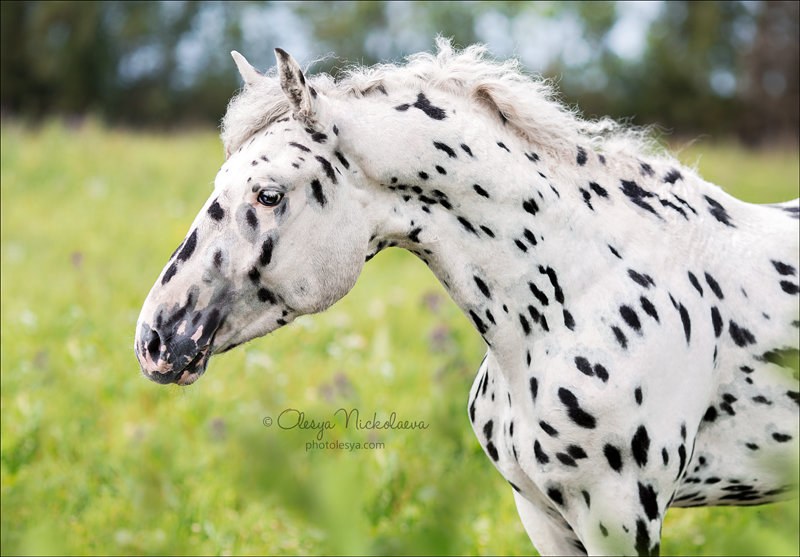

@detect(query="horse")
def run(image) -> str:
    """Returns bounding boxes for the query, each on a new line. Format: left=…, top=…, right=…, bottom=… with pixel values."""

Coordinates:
left=135, top=40, right=799, bottom=555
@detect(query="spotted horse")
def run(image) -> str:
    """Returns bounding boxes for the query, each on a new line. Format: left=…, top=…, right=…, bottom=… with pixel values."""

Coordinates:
left=135, top=40, right=799, bottom=555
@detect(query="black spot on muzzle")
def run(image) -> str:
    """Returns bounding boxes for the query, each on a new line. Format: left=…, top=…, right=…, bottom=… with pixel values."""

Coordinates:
left=136, top=304, right=225, bottom=384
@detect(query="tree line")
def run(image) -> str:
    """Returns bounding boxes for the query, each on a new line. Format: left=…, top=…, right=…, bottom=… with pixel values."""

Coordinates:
left=1, top=1, right=796, bottom=144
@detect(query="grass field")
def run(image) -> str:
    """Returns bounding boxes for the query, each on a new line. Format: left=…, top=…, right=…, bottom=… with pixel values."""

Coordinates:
left=1, top=119, right=798, bottom=556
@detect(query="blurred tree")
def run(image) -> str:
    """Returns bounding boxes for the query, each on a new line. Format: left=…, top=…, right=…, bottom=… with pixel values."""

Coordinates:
left=1, top=1, right=115, bottom=117
left=629, top=1, right=751, bottom=138
left=738, top=1, right=799, bottom=144
left=0, top=0, right=797, bottom=143
left=101, top=1, right=202, bottom=124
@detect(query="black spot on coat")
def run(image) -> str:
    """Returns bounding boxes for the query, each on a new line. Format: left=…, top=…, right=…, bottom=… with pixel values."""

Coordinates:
left=539, top=421, right=558, bottom=436
left=640, top=296, right=659, bottom=322
left=635, top=519, right=653, bottom=556
left=177, top=229, right=198, bottom=262
left=577, top=146, right=587, bottom=165
left=687, top=271, right=703, bottom=295
left=539, top=265, right=564, bottom=303
left=703, top=195, right=735, bottom=227
left=612, top=326, right=628, bottom=349
left=457, top=216, right=478, bottom=235
left=433, top=141, right=456, bottom=158
left=547, top=487, right=564, bottom=506
left=483, top=419, right=493, bottom=440
left=399, top=92, right=446, bottom=120
left=711, top=306, right=723, bottom=337
left=579, top=188, right=593, bottom=210
left=259, top=238, right=274, bottom=266
left=519, top=314, right=531, bottom=335
left=772, top=260, right=797, bottom=276
left=574, top=356, right=593, bottom=377
left=310, top=179, right=326, bottom=206
left=257, top=287, right=277, bottom=304
left=523, top=198, right=539, bottom=216
left=638, top=482, right=659, bottom=520
left=593, top=363, right=609, bottom=382
left=620, top=305, right=641, bottom=332
left=529, top=376, right=538, bottom=403
left=486, top=442, right=499, bottom=461
left=473, top=184, right=490, bottom=198
left=474, top=276, right=491, bottom=298
left=334, top=151, right=350, bottom=169
left=632, top=425, right=650, bottom=467
left=663, top=169, right=682, bottom=183
left=620, top=179, right=661, bottom=218
left=245, top=207, right=258, bottom=228
left=534, top=440, right=549, bottom=464
left=780, top=280, right=800, bottom=295
left=729, top=320, right=755, bottom=346
left=470, top=310, right=487, bottom=335
left=563, top=309, right=575, bottom=330
left=528, top=282, right=549, bottom=305
left=208, top=200, right=225, bottom=221
left=628, top=269, right=655, bottom=288
left=162, top=262, right=178, bottom=285
left=589, top=181, right=608, bottom=198
left=558, top=388, right=596, bottom=429
left=677, top=303, right=691, bottom=343
left=604, top=444, right=622, bottom=472
left=315, top=156, right=337, bottom=184
left=704, top=272, right=724, bottom=299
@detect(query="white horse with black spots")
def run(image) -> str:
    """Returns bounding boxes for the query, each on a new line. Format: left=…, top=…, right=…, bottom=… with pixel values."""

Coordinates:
left=135, top=40, right=799, bottom=555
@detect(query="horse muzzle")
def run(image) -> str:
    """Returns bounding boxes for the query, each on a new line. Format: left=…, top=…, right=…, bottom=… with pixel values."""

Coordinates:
left=135, top=310, right=223, bottom=385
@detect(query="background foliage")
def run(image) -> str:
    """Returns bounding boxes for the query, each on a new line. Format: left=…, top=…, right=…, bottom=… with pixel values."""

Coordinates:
left=1, top=1, right=798, bottom=143
left=1, top=1, right=799, bottom=556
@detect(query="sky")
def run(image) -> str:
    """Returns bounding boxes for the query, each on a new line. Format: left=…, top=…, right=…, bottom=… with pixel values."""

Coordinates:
left=137, top=1, right=666, bottom=89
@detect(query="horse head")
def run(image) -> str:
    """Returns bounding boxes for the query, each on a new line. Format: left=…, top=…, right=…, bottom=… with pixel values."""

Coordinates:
left=134, top=49, right=371, bottom=385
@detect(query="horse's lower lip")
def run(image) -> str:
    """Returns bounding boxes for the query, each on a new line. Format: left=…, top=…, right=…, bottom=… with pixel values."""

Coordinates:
left=175, top=344, right=212, bottom=385
left=176, top=371, right=202, bottom=386
left=186, top=347, right=208, bottom=369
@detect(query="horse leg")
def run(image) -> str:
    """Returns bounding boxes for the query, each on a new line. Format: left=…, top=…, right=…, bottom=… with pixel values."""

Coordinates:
left=673, top=361, right=799, bottom=507
left=512, top=489, right=588, bottom=556
left=561, top=478, right=668, bottom=556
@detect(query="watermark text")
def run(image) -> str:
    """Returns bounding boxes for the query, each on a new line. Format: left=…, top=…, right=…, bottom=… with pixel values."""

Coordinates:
left=262, top=407, right=429, bottom=441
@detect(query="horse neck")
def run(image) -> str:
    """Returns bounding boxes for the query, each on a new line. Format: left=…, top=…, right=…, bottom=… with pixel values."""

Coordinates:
left=334, top=94, right=589, bottom=348
left=335, top=92, right=709, bottom=355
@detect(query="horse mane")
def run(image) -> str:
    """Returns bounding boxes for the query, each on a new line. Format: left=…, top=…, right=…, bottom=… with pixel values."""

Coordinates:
left=221, top=37, right=663, bottom=162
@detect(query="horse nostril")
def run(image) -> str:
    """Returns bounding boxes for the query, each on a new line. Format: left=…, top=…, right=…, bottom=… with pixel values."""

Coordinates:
left=146, top=331, right=162, bottom=362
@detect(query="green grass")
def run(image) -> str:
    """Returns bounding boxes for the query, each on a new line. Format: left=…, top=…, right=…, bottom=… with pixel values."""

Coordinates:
left=1, top=120, right=798, bottom=556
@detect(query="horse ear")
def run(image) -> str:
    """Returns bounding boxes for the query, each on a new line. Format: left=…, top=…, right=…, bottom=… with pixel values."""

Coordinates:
left=274, top=47, right=315, bottom=121
left=231, top=51, right=264, bottom=88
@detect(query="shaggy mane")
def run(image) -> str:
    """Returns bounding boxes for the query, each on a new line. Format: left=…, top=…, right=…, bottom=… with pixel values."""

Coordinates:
left=221, top=38, right=661, bottom=161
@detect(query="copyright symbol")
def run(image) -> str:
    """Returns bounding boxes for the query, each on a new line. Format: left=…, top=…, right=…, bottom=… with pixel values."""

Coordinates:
left=262, top=416, right=273, bottom=427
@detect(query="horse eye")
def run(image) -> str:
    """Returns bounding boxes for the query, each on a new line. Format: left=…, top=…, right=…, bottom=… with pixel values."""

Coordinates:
left=257, top=190, right=284, bottom=207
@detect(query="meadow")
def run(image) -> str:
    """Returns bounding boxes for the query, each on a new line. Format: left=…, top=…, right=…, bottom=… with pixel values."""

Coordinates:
left=1, top=119, right=798, bottom=556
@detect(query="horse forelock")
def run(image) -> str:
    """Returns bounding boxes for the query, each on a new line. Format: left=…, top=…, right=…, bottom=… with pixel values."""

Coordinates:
left=220, top=37, right=667, bottom=163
